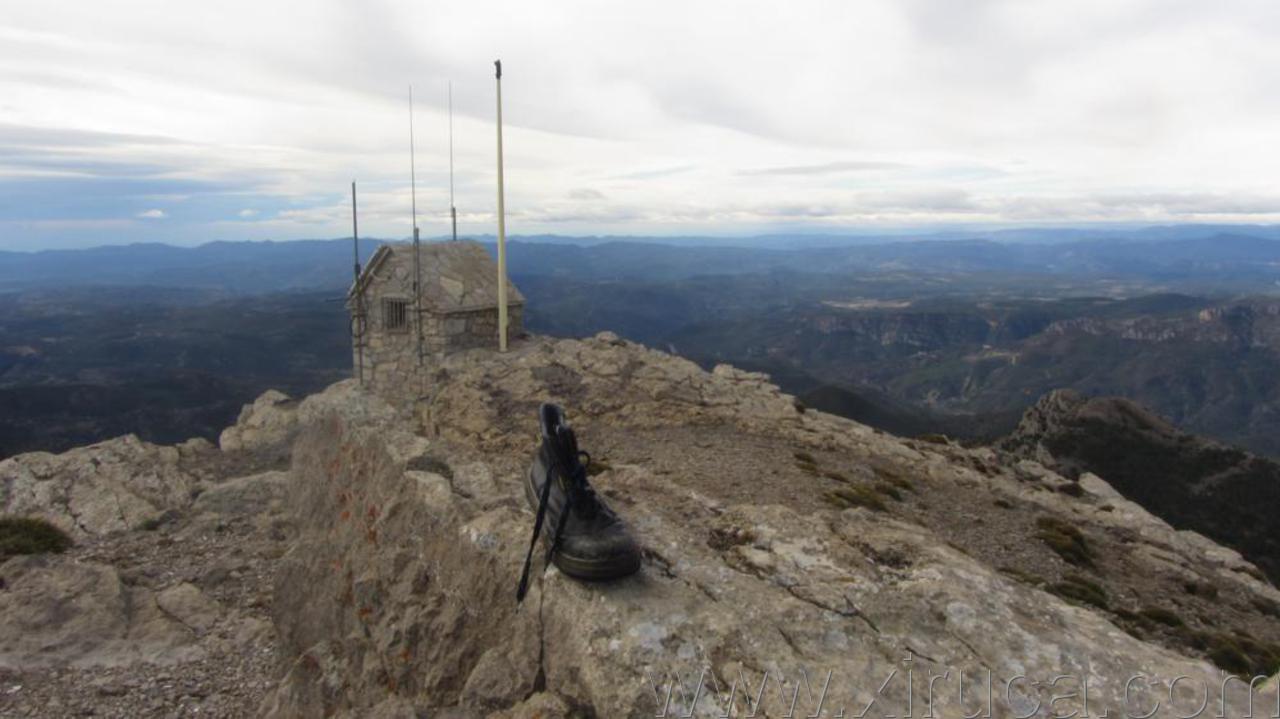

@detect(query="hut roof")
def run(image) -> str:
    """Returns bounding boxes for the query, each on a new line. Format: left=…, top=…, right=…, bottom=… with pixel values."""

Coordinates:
left=349, top=240, right=525, bottom=312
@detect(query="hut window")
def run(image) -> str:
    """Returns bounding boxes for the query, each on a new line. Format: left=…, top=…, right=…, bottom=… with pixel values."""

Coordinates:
left=383, top=298, right=409, bottom=332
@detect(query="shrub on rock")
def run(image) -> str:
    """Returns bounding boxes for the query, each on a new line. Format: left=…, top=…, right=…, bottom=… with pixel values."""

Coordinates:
left=0, top=516, right=73, bottom=559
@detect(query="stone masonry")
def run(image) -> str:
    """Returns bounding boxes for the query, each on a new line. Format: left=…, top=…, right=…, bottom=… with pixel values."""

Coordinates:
left=347, top=240, right=524, bottom=401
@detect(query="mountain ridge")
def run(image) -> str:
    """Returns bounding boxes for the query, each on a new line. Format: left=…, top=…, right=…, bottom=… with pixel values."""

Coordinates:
left=5, top=229, right=1280, bottom=293
left=2, top=332, right=1278, bottom=715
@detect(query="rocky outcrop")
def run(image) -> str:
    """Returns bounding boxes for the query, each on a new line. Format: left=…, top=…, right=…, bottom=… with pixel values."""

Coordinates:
left=419, top=331, right=802, bottom=450
left=4, top=334, right=1279, bottom=717
left=264, top=335, right=1279, bottom=717
left=0, top=556, right=201, bottom=670
left=218, top=381, right=399, bottom=455
left=191, top=471, right=288, bottom=517
left=0, top=453, right=288, bottom=715
left=1001, top=389, right=1280, bottom=582
left=0, top=434, right=194, bottom=537
left=218, top=390, right=298, bottom=452
left=0, top=401, right=299, bottom=714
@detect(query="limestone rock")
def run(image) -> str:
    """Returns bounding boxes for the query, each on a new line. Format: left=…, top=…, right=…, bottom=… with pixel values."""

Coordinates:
left=5, top=334, right=1278, bottom=716
left=218, top=381, right=398, bottom=455
left=265, top=356, right=1277, bottom=716
left=419, top=334, right=803, bottom=450
left=192, top=471, right=288, bottom=517
left=218, top=390, right=298, bottom=452
left=295, top=378, right=399, bottom=429
left=156, top=582, right=221, bottom=635
left=0, top=555, right=199, bottom=669
left=176, top=436, right=216, bottom=459
left=0, top=434, right=194, bottom=537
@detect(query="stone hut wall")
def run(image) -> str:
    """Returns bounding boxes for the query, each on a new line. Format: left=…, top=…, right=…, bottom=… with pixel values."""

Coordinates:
left=442, top=305, right=525, bottom=353
left=348, top=242, right=526, bottom=403
left=350, top=254, right=420, bottom=400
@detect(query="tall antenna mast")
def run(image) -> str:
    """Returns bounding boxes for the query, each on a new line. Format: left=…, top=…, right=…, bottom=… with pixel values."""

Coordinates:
left=351, top=180, right=360, bottom=282
left=449, top=80, right=458, bottom=242
left=409, top=85, right=424, bottom=366
left=351, top=180, right=365, bottom=386
left=494, top=60, right=508, bottom=352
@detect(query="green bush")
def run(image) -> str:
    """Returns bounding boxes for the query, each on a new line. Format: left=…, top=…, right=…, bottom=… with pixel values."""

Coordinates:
left=871, top=482, right=901, bottom=501
left=796, top=462, right=820, bottom=477
left=1049, top=573, right=1109, bottom=609
left=793, top=451, right=817, bottom=465
left=916, top=433, right=950, bottom=445
left=824, top=486, right=887, bottom=512
left=1252, top=597, right=1280, bottom=618
left=1183, top=630, right=1280, bottom=677
left=999, top=566, right=1046, bottom=587
left=1035, top=516, right=1094, bottom=567
left=871, top=463, right=905, bottom=481
left=822, top=469, right=850, bottom=483
left=1183, top=580, right=1219, bottom=600
left=1139, top=606, right=1185, bottom=628
left=883, top=475, right=916, bottom=493
left=1209, top=641, right=1253, bottom=677
left=407, top=455, right=454, bottom=480
left=0, top=516, right=74, bottom=558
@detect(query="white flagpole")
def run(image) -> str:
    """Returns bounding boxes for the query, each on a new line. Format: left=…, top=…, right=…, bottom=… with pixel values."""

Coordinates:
left=495, top=60, right=508, bottom=352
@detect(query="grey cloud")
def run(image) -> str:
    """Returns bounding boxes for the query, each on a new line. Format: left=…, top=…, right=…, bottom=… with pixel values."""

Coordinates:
left=511, top=205, right=644, bottom=224
left=855, top=188, right=979, bottom=213
left=1094, top=193, right=1280, bottom=216
left=568, top=188, right=606, bottom=201
left=739, top=160, right=906, bottom=176
left=991, top=193, right=1280, bottom=221
left=605, top=165, right=696, bottom=181
left=0, top=149, right=178, bottom=179
left=0, top=124, right=184, bottom=149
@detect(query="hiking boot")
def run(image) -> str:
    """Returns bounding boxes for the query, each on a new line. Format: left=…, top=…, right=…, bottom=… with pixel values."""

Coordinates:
left=516, top=403, right=641, bottom=602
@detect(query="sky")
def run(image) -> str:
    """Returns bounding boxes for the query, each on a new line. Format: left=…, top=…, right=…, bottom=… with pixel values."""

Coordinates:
left=1, top=0, right=1279, bottom=250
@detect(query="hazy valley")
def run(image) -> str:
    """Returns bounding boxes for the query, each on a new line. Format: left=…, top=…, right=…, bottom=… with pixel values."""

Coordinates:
left=4, top=230, right=1280, bottom=459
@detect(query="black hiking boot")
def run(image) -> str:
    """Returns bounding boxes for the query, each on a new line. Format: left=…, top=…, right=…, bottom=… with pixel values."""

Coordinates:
left=516, top=403, right=641, bottom=602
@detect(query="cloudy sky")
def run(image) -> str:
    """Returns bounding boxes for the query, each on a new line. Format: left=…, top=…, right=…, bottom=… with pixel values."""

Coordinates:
left=2, top=0, right=1279, bottom=249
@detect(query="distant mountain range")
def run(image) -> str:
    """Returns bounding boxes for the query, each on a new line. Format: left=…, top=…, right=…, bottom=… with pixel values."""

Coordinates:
left=4, top=225, right=1280, bottom=462
left=3, top=225, right=1280, bottom=294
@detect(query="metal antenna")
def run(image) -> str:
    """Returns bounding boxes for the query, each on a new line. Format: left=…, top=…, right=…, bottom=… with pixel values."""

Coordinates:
left=449, top=80, right=457, bottom=242
left=351, top=180, right=365, bottom=386
left=409, top=84, right=419, bottom=237
left=351, top=180, right=360, bottom=282
left=409, top=85, right=423, bottom=366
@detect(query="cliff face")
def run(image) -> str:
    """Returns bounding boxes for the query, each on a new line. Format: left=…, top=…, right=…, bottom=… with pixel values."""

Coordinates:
left=3, top=333, right=1280, bottom=717
left=1001, top=389, right=1280, bottom=583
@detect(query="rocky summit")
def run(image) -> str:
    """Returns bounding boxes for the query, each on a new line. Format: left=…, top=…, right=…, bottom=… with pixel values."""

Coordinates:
left=2, top=333, right=1279, bottom=717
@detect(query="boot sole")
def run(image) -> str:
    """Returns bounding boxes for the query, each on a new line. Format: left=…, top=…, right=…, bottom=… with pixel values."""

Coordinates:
left=524, top=462, right=642, bottom=582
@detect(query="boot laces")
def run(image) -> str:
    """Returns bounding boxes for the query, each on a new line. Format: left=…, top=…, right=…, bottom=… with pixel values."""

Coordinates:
left=566, top=450, right=600, bottom=519
left=516, top=430, right=600, bottom=603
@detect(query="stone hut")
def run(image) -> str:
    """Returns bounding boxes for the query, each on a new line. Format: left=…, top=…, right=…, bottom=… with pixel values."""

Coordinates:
left=347, top=240, right=525, bottom=396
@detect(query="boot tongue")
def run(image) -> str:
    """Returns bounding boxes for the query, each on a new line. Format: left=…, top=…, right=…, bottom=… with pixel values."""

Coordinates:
left=553, top=427, right=599, bottom=519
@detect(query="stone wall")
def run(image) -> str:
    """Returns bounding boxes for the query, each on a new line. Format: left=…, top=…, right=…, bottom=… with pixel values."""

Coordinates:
left=355, top=306, right=525, bottom=402
left=347, top=242, right=526, bottom=405
left=442, top=305, right=524, bottom=353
